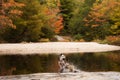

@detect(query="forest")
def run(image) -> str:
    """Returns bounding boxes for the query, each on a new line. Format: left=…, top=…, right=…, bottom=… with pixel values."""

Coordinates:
left=0, top=0, right=120, bottom=45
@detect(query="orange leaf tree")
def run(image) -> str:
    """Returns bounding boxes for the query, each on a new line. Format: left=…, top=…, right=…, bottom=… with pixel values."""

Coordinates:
left=83, top=0, right=120, bottom=39
left=84, top=0, right=117, bottom=28
left=0, top=0, right=24, bottom=28
left=44, top=0, right=63, bottom=34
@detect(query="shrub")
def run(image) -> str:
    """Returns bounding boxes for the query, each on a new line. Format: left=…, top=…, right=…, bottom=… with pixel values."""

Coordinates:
left=73, top=34, right=82, bottom=40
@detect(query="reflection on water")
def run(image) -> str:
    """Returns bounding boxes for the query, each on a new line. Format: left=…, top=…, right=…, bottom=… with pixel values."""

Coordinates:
left=67, top=50, right=120, bottom=72
left=0, top=54, right=59, bottom=75
left=0, top=51, right=120, bottom=75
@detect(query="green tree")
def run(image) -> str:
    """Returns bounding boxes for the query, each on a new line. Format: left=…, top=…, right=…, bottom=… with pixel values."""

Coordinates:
left=60, top=0, right=77, bottom=34
left=109, top=0, right=120, bottom=35
left=1, top=0, right=46, bottom=42
left=84, top=0, right=120, bottom=40
left=68, top=0, right=96, bottom=41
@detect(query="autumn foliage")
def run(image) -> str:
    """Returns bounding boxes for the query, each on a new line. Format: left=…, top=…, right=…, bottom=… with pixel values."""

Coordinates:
left=0, top=0, right=24, bottom=28
left=44, top=1, right=63, bottom=34
left=0, top=0, right=119, bottom=42
left=53, top=16, right=63, bottom=34
left=84, top=0, right=118, bottom=28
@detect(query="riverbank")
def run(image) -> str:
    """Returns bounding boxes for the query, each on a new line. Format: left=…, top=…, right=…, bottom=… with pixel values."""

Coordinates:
left=0, top=42, right=120, bottom=55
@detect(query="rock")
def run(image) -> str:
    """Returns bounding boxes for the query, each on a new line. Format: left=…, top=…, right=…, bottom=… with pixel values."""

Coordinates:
left=0, top=72, right=120, bottom=80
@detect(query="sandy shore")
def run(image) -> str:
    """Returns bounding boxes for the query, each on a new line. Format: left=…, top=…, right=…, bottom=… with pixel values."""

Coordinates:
left=0, top=42, right=120, bottom=55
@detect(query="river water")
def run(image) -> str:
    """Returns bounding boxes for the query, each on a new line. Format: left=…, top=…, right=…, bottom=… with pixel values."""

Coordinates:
left=0, top=50, right=120, bottom=75
left=67, top=50, right=120, bottom=72
left=0, top=50, right=120, bottom=80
